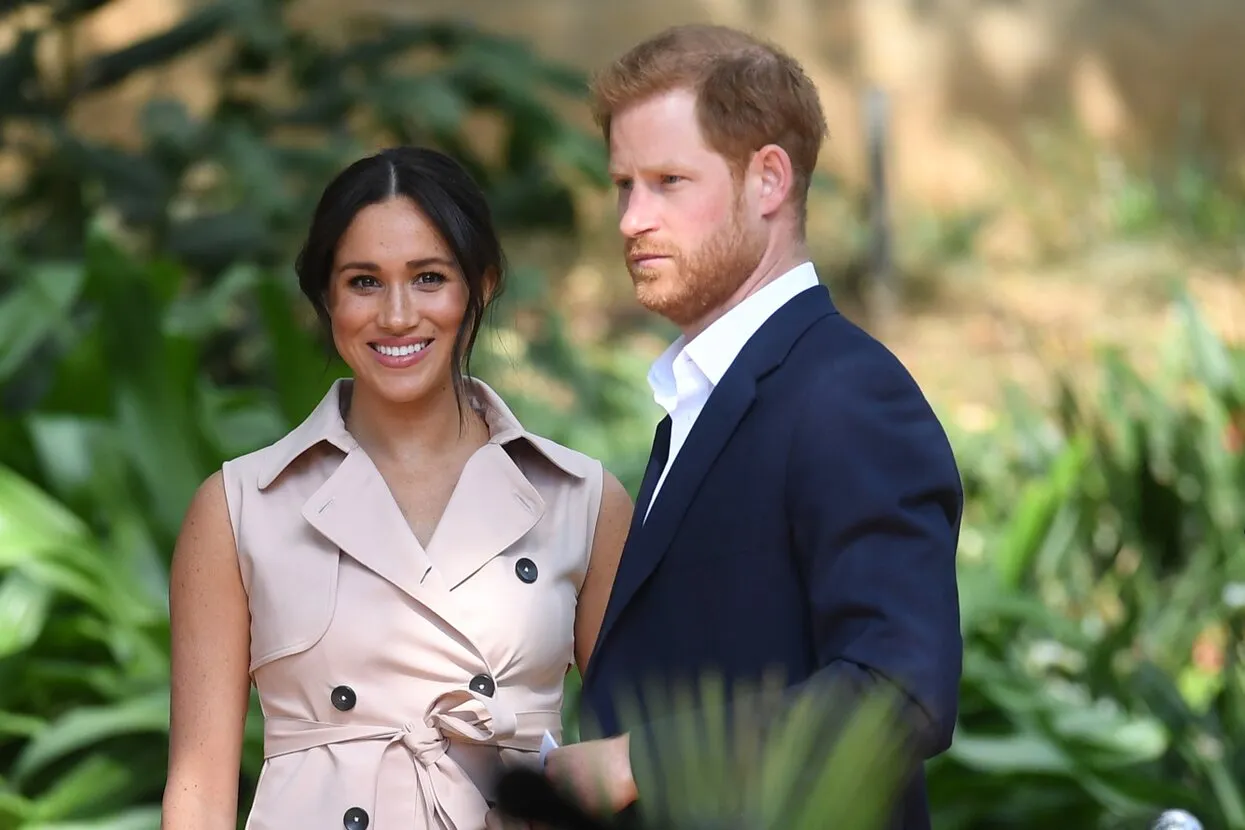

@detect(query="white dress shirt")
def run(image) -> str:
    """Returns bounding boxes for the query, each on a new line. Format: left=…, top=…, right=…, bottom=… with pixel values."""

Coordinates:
left=644, top=261, right=820, bottom=519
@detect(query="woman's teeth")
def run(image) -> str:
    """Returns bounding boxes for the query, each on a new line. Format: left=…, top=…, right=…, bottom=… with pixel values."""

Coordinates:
left=373, top=342, right=428, bottom=357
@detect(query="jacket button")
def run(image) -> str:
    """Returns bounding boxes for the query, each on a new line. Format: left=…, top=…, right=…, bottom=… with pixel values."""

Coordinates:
left=343, top=807, right=368, bottom=830
left=515, top=558, right=538, bottom=584
left=469, top=674, right=496, bottom=697
left=331, top=686, right=356, bottom=711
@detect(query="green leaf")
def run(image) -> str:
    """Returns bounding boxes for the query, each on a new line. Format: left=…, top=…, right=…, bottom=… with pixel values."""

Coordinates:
left=25, top=754, right=141, bottom=822
left=1173, top=288, right=1236, bottom=398
left=0, top=709, right=46, bottom=738
left=20, top=805, right=162, bottom=830
left=994, top=434, right=1088, bottom=589
left=0, top=571, right=53, bottom=659
left=0, top=264, right=86, bottom=383
left=948, top=731, right=1072, bottom=774
left=11, top=690, right=169, bottom=784
left=163, top=263, right=259, bottom=339
left=0, top=465, right=91, bottom=550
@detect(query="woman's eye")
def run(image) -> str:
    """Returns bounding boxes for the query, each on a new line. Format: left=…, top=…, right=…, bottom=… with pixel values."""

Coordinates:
left=348, top=275, right=379, bottom=288
left=415, top=272, right=447, bottom=286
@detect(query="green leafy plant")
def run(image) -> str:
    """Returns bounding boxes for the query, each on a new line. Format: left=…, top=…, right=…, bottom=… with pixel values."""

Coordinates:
left=497, top=675, right=910, bottom=830
left=928, top=287, right=1245, bottom=830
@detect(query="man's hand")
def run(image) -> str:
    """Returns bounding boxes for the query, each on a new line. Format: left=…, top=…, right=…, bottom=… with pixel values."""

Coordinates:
left=544, top=734, right=637, bottom=814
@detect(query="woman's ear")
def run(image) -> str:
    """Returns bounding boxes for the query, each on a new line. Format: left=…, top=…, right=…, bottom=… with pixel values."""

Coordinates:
left=482, top=267, right=500, bottom=306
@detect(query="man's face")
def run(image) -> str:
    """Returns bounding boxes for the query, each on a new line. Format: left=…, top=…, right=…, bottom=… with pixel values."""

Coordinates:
left=608, top=88, right=766, bottom=332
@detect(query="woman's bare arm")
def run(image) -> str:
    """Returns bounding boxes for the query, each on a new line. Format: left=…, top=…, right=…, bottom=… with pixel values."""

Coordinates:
left=162, top=471, right=252, bottom=830
left=574, top=470, right=633, bottom=675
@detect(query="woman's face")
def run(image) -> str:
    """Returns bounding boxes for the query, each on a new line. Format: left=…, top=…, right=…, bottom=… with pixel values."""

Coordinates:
left=325, top=196, right=470, bottom=408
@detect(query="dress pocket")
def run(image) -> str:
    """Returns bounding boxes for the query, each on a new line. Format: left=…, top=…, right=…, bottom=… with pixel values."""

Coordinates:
left=244, top=531, right=342, bottom=672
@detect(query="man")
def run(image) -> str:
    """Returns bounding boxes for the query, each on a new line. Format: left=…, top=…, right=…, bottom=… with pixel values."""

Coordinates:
left=545, top=24, right=963, bottom=830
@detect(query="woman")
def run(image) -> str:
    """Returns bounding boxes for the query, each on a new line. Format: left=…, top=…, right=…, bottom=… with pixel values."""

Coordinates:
left=160, top=147, right=632, bottom=830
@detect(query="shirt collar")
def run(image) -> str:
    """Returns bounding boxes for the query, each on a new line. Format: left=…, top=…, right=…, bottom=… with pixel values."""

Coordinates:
left=647, top=261, right=820, bottom=401
left=257, top=377, right=587, bottom=490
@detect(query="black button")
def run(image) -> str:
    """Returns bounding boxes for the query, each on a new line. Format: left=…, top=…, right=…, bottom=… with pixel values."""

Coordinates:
left=331, top=685, right=356, bottom=711
left=515, top=558, right=538, bottom=583
left=343, top=807, right=368, bottom=830
left=469, top=674, right=495, bottom=697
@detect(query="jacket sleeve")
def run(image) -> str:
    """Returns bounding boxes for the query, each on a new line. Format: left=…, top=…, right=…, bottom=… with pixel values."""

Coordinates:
left=784, top=343, right=964, bottom=758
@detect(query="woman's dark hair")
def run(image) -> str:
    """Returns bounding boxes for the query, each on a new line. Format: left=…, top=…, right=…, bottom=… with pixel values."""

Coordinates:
left=294, top=145, right=505, bottom=416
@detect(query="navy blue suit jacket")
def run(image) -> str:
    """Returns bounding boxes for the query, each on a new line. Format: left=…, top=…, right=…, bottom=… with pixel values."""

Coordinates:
left=580, top=285, right=963, bottom=830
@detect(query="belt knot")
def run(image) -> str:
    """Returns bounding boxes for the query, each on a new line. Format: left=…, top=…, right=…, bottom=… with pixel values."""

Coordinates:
left=393, top=721, right=447, bottom=765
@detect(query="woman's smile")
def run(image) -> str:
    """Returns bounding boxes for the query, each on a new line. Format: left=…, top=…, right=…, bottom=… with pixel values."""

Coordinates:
left=369, top=336, right=434, bottom=369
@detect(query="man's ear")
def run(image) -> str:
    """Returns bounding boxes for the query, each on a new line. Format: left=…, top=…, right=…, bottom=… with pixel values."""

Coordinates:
left=752, top=143, right=795, bottom=219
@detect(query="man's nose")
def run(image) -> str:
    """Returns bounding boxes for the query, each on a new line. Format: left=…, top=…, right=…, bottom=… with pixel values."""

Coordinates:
left=619, top=189, right=657, bottom=238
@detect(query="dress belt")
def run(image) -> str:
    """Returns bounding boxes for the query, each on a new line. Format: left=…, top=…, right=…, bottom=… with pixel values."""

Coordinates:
left=262, top=689, right=560, bottom=829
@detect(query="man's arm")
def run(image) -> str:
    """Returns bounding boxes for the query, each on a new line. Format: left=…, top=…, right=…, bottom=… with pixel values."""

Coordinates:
left=785, top=345, right=964, bottom=757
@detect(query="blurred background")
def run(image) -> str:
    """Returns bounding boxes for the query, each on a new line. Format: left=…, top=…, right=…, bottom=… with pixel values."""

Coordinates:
left=0, top=0, right=1242, bottom=828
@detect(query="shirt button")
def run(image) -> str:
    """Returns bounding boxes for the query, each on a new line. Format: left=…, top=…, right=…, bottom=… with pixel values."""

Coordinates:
left=514, top=558, right=538, bottom=584
left=469, top=674, right=496, bottom=697
left=343, top=807, right=368, bottom=830
left=331, top=686, right=356, bottom=711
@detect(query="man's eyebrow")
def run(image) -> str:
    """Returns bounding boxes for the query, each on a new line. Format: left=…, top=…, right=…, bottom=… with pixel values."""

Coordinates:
left=608, top=163, right=684, bottom=177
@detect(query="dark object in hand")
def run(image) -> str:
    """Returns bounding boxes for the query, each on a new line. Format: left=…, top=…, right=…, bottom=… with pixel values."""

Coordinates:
left=494, top=768, right=618, bottom=830
left=493, top=768, right=756, bottom=830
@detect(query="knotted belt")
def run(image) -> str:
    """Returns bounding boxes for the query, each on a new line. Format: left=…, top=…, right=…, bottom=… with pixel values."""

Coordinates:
left=263, top=689, right=559, bottom=829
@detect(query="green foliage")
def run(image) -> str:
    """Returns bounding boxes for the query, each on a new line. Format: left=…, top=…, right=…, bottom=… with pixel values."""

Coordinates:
left=929, top=289, right=1245, bottom=830
left=623, top=676, right=912, bottom=830
left=1, top=2, right=1243, bottom=829
left=0, top=0, right=607, bottom=273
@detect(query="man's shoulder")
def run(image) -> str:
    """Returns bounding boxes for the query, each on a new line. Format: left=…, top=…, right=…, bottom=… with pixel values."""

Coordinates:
left=784, top=308, right=920, bottom=387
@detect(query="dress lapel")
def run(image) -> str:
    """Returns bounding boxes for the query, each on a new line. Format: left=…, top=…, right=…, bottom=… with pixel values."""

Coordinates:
left=426, top=442, right=545, bottom=590
left=297, top=379, right=574, bottom=601
left=588, top=286, right=837, bottom=664
left=301, top=447, right=434, bottom=604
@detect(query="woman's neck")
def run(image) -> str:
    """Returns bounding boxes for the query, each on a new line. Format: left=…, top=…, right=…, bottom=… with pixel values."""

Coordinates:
left=344, top=379, right=488, bottom=465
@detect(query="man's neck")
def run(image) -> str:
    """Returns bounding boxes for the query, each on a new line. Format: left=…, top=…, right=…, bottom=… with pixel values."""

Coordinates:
left=681, top=243, right=811, bottom=342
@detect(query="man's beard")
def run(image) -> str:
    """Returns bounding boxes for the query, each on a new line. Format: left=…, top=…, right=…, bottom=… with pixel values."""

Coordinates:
left=626, top=207, right=765, bottom=330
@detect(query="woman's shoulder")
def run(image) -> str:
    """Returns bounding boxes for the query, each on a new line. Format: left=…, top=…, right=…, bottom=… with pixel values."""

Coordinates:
left=471, top=379, right=604, bottom=482
left=519, top=432, right=604, bottom=480
left=221, top=379, right=354, bottom=492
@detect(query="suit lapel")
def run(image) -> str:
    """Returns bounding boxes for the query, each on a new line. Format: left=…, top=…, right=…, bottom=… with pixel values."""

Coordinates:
left=631, top=417, right=671, bottom=534
left=588, top=286, right=837, bottom=669
left=593, top=373, right=757, bottom=660
left=586, top=418, right=669, bottom=672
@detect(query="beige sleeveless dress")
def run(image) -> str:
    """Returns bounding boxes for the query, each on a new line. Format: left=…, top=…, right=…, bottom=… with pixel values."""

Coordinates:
left=219, top=378, right=605, bottom=830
